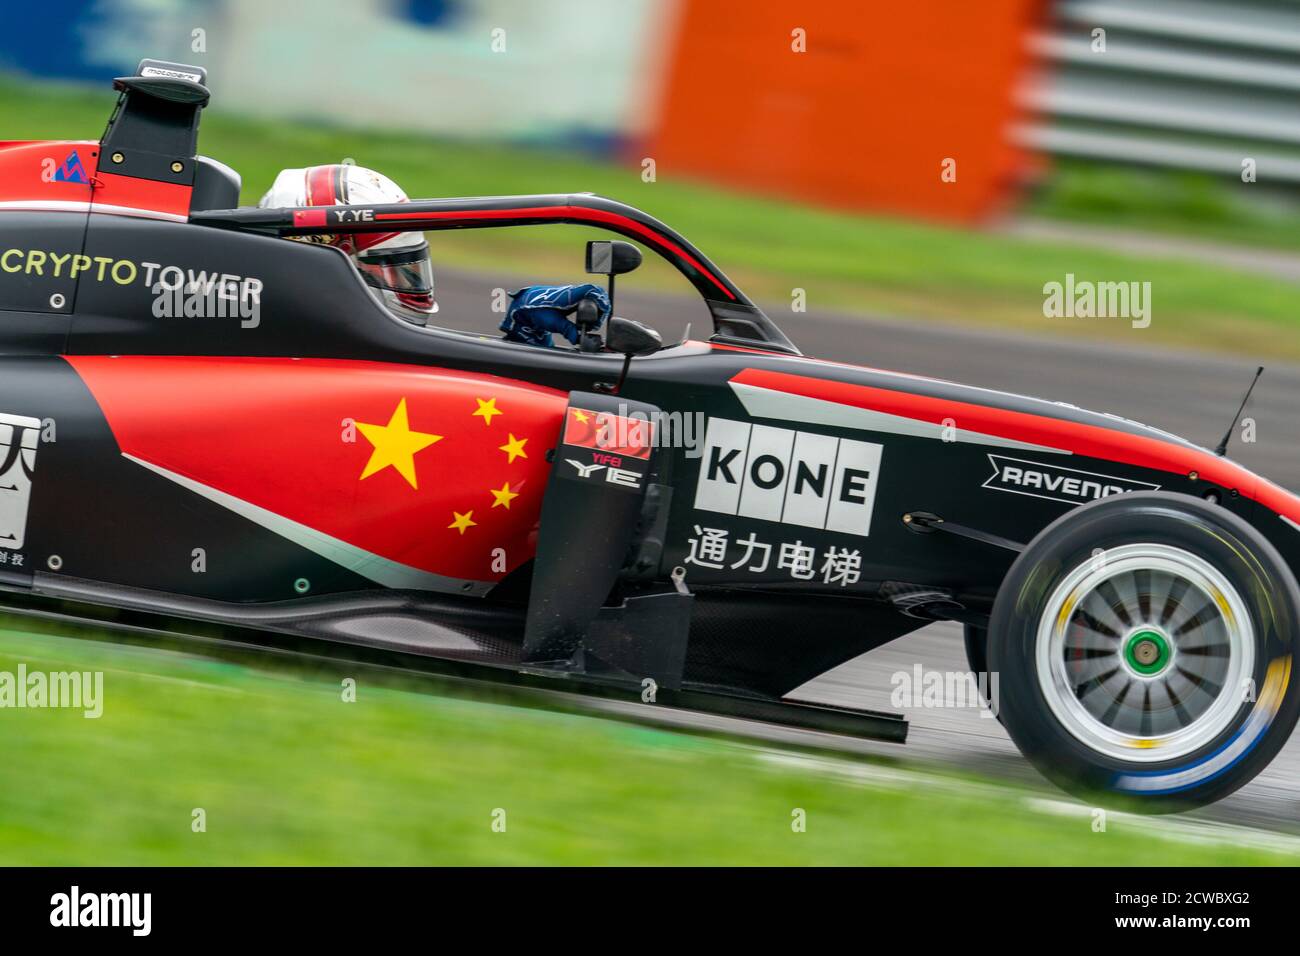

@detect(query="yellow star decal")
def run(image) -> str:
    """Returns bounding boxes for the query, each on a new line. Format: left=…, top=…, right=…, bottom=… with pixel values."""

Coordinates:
left=499, top=433, right=528, bottom=464
left=490, top=481, right=520, bottom=509
left=356, top=398, right=442, bottom=489
left=571, top=408, right=591, bottom=424
left=472, top=397, right=502, bottom=426
left=448, top=510, right=477, bottom=535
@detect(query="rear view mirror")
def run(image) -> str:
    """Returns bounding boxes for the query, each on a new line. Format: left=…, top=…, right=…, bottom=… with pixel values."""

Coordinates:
left=586, top=240, right=642, bottom=276
left=598, top=316, right=663, bottom=396
left=606, top=316, right=662, bottom=357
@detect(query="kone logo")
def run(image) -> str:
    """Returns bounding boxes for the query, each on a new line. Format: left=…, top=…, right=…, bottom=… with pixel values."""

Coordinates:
left=693, top=418, right=883, bottom=536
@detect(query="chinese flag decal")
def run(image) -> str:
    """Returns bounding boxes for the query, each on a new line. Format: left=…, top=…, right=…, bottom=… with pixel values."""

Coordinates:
left=67, top=356, right=567, bottom=584
left=498, top=433, right=529, bottom=464
left=563, top=408, right=654, bottom=460
left=356, top=398, right=442, bottom=489
left=472, top=397, right=503, bottom=425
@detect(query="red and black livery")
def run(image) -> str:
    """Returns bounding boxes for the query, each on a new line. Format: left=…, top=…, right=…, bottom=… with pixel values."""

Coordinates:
left=1, top=61, right=1298, bottom=811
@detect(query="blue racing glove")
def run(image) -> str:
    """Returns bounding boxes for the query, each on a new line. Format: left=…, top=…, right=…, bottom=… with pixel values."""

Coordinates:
left=500, top=283, right=611, bottom=348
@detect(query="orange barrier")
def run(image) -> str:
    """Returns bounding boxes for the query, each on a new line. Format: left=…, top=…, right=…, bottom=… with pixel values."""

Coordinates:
left=644, top=0, right=1045, bottom=222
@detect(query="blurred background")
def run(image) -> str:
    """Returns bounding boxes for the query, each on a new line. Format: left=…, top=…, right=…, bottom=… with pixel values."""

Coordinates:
left=2, top=0, right=1297, bottom=354
left=3, top=0, right=1300, bottom=864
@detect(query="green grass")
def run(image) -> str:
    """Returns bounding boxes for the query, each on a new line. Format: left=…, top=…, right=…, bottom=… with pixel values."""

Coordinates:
left=1030, top=158, right=1300, bottom=253
left=2, top=77, right=1299, bottom=359
left=0, top=619, right=1290, bottom=865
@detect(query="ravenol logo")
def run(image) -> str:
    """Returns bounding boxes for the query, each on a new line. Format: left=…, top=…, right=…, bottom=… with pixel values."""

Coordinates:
left=54, top=150, right=89, bottom=185
left=982, top=454, right=1159, bottom=504
left=693, top=418, right=882, bottom=536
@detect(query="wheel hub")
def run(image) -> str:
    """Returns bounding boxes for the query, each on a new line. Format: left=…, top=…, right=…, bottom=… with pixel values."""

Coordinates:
left=1123, top=627, right=1172, bottom=676
left=1036, top=543, right=1253, bottom=763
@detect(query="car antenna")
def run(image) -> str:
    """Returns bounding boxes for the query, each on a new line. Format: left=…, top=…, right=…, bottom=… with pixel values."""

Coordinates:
left=1213, top=366, right=1264, bottom=457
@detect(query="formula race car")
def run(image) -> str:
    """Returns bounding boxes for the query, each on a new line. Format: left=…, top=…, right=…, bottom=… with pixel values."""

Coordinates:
left=2, top=60, right=1298, bottom=812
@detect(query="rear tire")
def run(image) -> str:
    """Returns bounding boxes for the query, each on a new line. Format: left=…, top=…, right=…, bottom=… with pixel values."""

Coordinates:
left=989, top=492, right=1300, bottom=812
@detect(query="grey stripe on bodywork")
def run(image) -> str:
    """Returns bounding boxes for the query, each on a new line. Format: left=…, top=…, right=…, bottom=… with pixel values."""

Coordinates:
left=124, top=454, right=492, bottom=596
left=730, top=382, right=1071, bottom=454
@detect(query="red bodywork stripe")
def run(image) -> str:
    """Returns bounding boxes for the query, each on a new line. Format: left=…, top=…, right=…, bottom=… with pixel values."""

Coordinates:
left=92, top=171, right=192, bottom=219
left=707, top=341, right=794, bottom=355
left=374, top=206, right=737, bottom=300
left=0, top=141, right=96, bottom=205
left=732, top=368, right=1300, bottom=521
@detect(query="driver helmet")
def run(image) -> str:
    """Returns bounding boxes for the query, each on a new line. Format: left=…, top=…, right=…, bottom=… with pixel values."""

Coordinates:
left=258, top=164, right=436, bottom=323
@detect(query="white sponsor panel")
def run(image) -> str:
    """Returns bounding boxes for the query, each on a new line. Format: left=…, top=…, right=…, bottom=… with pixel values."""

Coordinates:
left=783, top=429, right=838, bottom=529
left=0, top=412, right=40, bottom=551
left=694, top=417, right=883, bottom=536
left=827, top=436, right=883, bottom=536
left=736, top=424, right=796, bottom=523
left=694, top=417, right=751, bottom=515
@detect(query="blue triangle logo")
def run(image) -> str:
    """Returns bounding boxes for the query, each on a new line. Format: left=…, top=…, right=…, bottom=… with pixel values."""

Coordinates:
left=54, top=150, right=89, bottom=185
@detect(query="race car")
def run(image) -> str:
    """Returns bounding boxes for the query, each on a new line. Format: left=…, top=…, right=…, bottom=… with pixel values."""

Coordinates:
left=1, top=59, right=1297, bottom=812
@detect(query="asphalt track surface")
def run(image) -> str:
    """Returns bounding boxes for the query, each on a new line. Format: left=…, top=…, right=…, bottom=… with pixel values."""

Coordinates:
left=430, top=268, right=1300, bottom=833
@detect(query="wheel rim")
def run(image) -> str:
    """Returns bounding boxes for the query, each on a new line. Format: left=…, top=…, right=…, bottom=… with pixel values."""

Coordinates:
left=1036, top=543, right=1253, bottom=763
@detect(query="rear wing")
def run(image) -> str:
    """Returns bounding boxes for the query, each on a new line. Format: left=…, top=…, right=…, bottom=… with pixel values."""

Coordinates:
left=100, top=59, right=208, bottom=186
left=98, top=58, right=240, bottom=215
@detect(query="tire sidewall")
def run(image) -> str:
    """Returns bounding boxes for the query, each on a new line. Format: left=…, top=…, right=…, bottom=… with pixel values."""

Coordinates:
left=989, top=492, right=1300, bottom=810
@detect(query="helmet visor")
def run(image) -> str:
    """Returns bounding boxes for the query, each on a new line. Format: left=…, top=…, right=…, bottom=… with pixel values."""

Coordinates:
left=357, top=242, right=436, bottom=313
